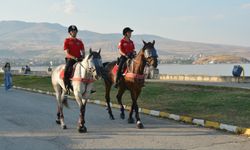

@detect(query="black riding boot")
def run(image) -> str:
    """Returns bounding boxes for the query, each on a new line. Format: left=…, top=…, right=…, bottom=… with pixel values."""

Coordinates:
left=114, top=74, right=121, bottom=88
left=63, top=78, right=71, bottom=94
left=114, top=56, right=127, bottom=88
left=64, top=58, right=76, bottom=93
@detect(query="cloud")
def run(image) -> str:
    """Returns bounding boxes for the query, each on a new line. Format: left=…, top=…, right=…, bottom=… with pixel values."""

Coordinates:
left=241, top=3, right=250, bottom=9
left=64, top=0, right=76, bottom=14
left=49, top=0, right=76, bottom=15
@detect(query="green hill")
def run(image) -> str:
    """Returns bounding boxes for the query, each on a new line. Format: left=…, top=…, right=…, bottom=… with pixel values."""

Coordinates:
left=193, top=55, right=250, bottom=64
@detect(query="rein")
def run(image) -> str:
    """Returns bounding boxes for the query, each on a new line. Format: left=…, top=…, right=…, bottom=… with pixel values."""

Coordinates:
left=71, top=78, right=95, bottom=83
left=71, top=58, right=96, bottom=83
left=125, top=73, right=145, bottom=79
left=125, top=49, right=146, bottom=80
left=125, top=46, right=157, bottom=80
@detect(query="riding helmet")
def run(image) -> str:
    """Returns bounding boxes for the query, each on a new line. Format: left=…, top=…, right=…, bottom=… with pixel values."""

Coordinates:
left=68, top=25, right=78, bottom=33
left=123, top=27, right=133, bottom=35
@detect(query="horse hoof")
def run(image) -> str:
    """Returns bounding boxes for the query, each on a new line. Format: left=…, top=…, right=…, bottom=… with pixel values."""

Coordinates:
left=78, top=126, right=87, bottom=133
left=56, top=119, right=61, bottom=125
left=120, top=113, right=125, bottom=119
left=137, top=121, right=144, bottom=129
left=128, top=118, right=135, bottom=124
left=62, top=125, right=67, bottom=129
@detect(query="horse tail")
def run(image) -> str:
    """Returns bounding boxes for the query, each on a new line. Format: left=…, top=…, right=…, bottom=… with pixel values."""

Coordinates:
left=62, top=96, right=70, bottom=108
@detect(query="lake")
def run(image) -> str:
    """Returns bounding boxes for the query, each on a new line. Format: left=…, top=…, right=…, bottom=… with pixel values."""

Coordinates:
left=10, top=64, right=250, bottom=76
left=158, top=64, right=250, bottom=76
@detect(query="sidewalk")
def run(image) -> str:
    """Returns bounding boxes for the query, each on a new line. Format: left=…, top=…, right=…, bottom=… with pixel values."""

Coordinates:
left=146, top=79, right=250, bottom=90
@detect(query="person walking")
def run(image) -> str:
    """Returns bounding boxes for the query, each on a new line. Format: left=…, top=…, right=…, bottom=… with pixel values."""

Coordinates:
left=2, top=62, right=12, bottom=91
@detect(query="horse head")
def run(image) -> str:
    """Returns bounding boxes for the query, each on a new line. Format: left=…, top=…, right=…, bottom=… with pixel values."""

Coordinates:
left=84, top=48, right=103, bottom=80
left=142, top=40, right=158, bottom=68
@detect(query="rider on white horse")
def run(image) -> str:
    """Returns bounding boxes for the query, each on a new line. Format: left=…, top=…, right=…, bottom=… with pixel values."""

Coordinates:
left=63, top=25, right=85, bottom=93
left=51, top=49, right=103, bottom=132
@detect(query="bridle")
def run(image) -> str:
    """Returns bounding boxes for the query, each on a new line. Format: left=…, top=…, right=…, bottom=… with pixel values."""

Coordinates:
left=79, top=54, right=102, bottom=76
left=144, top=46, right=158, bottom=67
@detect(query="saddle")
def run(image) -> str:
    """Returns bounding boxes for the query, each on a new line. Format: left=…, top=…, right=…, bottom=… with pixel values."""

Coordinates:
left=112, top=57, right=132, bottom=76
left=112, top=64, right=127, bottom=76
left=113, top=56, right=145, bottom=81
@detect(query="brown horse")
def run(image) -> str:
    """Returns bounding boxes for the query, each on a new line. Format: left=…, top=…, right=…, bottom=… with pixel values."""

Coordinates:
left=102, top=40, right=158, bottom=128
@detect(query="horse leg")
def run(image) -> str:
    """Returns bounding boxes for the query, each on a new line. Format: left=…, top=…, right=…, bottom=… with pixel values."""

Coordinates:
left=128, top=103, right=135, bottom=124
left=105, top=81, right=115, bottom=120
left=78, top=100, right=87, bottom=133
left=58, top=105, right=67, bottom=129
left=131, top=90, right=144, bottom=129
left=59, top=90, right=67, bottom=129
left=128, top=90, right=135, bottom=124
left=116, top=87, right=125, bottom=119
left=54, top=85, right=67, bottom=129
left=74, top=89, right=87, bottom=133
left=56, top=106, right=61, bottom=125
left=54, top=86, right=61, bottom=124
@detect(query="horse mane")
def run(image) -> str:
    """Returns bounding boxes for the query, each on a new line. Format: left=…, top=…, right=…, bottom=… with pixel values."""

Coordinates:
left=84, top=54, right=91, bottom=61
left=103, top=62, right=110, bottom=68
left=133, top=48, right=145, bottom=62
left=81, top=53, right=93, bottom=65
left=137, top=48, right=144, bottom=56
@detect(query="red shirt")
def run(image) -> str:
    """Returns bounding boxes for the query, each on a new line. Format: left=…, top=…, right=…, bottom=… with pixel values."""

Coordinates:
left=118, top=37, right=135, bottom=55
left=64, top=37, right=84, bottom=58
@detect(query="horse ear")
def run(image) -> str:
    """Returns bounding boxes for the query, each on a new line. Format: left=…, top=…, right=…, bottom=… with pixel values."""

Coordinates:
left=152, top=40, right=155, bottom=45
left=98, top=48, right=101, bottom=54
left=89, top=48, right=92, bottom=54
left=87, top=54, right=92, bottom=59
left=142, top=40, right=146, bottom=45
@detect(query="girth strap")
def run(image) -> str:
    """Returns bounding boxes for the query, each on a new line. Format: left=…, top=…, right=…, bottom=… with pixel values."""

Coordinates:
left=71, top=78, right=95, bottom=83
left=125, top=73, right=145, bottom=79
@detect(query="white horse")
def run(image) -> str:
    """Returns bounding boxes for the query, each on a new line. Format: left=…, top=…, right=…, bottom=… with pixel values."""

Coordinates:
left=51, top=49, right=103, bottom=133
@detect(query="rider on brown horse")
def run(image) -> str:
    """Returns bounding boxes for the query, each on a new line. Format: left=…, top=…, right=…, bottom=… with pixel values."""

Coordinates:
left=63, top=25, right=85, bottom=92
left=114, top=27, right=136, bottom=88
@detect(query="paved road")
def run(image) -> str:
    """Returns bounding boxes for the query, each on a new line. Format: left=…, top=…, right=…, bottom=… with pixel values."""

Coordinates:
left=0, top=87, right=250, bottom=150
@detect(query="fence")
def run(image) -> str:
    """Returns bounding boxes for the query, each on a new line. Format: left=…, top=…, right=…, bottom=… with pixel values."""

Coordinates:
left=6, top=69, right=249, bottom=83
left=159, top=74, right=249, bottom=83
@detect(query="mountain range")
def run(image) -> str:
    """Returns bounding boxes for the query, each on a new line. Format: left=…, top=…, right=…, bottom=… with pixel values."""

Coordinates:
left=1, top=20, right=250, bottom=61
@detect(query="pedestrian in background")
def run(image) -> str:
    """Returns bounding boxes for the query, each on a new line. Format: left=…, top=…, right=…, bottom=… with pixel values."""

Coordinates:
left=2, top=62, right=12, bottom=91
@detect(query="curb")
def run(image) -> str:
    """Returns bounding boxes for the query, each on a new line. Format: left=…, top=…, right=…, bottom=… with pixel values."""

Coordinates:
left=8, top=85, right=250, bottom=137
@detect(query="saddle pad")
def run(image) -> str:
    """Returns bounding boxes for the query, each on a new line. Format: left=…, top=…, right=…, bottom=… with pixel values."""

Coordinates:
left=59, top=69, right=75, bottom=79
left=60, top=70, right=65, bottom=79
left=112, top=64, right=127, bottom=75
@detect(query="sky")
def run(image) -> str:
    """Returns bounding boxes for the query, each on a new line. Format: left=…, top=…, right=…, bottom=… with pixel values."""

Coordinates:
left=0, top=0, right=250, bottom=47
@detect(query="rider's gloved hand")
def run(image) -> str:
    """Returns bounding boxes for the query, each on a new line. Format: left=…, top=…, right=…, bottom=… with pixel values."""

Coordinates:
left=127, top=53, right=133, bottom=59
left=72, top=57, right=78, bottom=62
left=72, top=57, right=81, bottom=62
left=125, top=55, right=129, bottom=59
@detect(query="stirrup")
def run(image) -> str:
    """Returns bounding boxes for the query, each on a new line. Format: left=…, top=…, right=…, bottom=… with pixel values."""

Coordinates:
left=65, top=90, right=70, bottom=95
left=65, top=84, right=71, bottom=95
left=90, top=90, right=96, bottom=94
left=66, top=88, right=71, bottom=95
